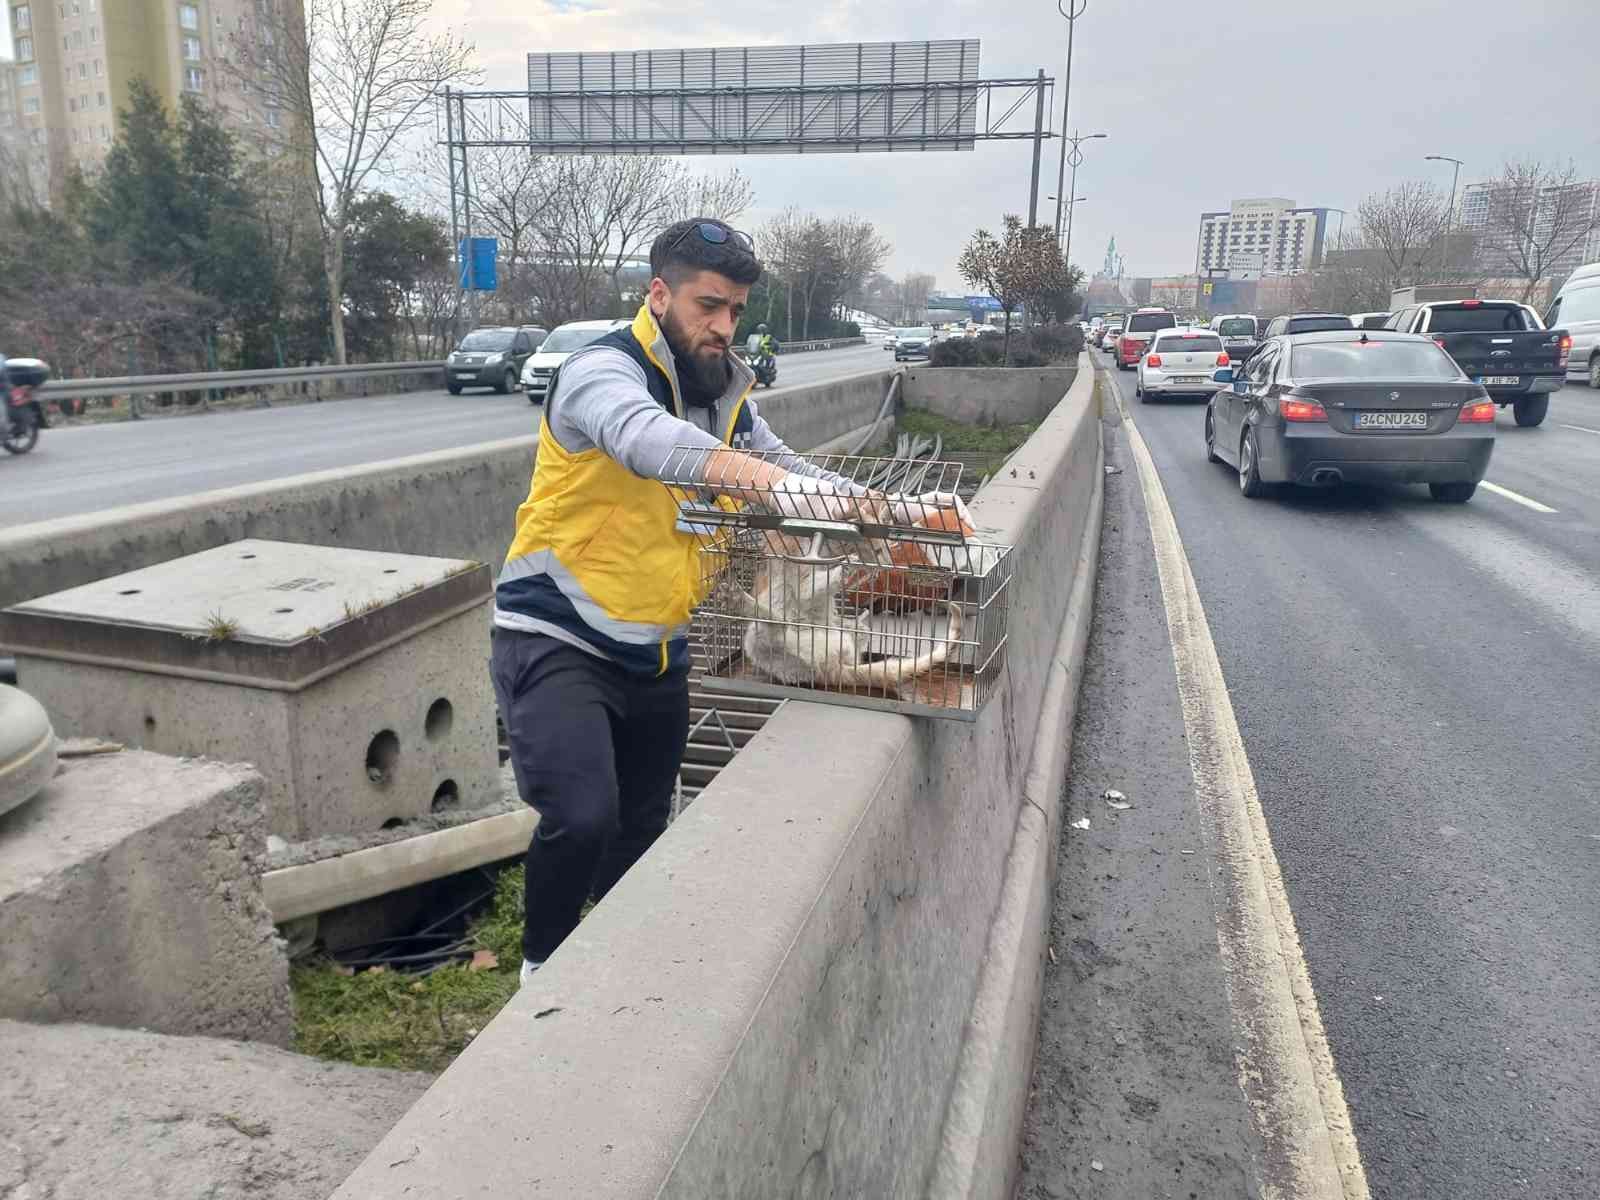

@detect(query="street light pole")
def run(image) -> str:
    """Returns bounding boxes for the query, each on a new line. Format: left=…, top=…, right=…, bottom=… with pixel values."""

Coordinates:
left=1426, top=154, right=1464, bottom=229
left=1052, top=0, right=1087, bottom=244
left=1061, top=132, right=1106, bottom=272
left=1425, top=154, right=1464, bottom=275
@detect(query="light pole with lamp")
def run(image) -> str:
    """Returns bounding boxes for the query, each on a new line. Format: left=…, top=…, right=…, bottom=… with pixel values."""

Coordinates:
left=1051, top=0, right=1088, bottom=244
left=1425, top=154, right=1464, bottom=229
left=1047, top=193, right=1089, bottom=243
left=1060, top=132, right=1105, bottom=273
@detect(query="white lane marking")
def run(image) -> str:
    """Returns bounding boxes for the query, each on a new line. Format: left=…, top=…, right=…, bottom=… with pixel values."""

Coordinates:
left=1115, top=376, right=1370, bottom=1200
left=1480, top=481, right=1558, bottom=513
left=1558, top=423, right=1600, bottom=436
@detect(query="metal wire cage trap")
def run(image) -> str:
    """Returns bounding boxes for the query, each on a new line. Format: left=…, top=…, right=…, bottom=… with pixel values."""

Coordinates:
left=660, top=447, right=1014, bottom=721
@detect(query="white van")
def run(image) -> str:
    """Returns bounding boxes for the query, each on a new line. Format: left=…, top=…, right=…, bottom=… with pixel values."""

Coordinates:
left=1545, top=262, right=1600, bottom=388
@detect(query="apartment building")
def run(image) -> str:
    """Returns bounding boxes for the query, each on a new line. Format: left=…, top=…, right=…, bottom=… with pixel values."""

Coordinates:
left=1195, top=198, right=1332, bottom=276
left=1459, top=177, right=1600, bottom=280
left=6, top=0, right=297, bottom=199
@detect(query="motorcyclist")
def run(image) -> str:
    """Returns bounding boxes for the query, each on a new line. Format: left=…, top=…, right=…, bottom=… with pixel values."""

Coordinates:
left=744, top=323, right=775, bottom=361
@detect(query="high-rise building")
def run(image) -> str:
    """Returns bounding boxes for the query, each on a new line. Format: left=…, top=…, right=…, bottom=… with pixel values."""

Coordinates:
left=1459, top=178, right=1600, bottom=280
left=1195, top=198, right=1332, bottom=276
left=5, top=0, right=299, bottom=200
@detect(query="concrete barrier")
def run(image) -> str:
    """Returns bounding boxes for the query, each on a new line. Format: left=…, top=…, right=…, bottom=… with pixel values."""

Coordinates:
left=0, top=751, right=292, bottom=1045
left=903, top=365, right=1078, bottom=425
left=0, top=370, right=896, bottom=617
left=748, top=367, right=893, bottom=454
left=329, top=356, right=1102, bottom=1199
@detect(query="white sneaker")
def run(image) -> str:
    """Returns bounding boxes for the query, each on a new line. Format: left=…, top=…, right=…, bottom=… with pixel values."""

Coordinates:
left=519, top=958, right=543, bottom=987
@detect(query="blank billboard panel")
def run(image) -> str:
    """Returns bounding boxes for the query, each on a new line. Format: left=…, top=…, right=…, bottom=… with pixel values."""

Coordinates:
left=525, top=40, right=982, bottom=155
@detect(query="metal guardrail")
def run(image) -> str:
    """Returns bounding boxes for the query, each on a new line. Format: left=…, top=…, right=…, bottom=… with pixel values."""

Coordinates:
left=40, top=361, right=441, bottom=403
left=775, top=336, right=866, bottom=353
left=36, top=340, right=864, bottom=404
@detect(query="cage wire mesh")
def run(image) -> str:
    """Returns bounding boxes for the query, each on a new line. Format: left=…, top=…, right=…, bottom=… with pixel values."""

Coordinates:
left=662, top=447, right=1013, bottom=721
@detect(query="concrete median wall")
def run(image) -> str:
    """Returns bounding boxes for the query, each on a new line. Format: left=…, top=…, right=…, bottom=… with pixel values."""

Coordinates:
left=750, top=367, right=893, bottom=453
left=0, top=370, right=896, bottom=617
left=903, top=365, right=1078, bottom=425
left=329, top=356, right=1102, bottom=1200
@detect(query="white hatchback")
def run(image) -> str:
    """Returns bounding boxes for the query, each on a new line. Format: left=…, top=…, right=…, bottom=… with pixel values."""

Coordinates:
left=520, top=319, right=630, bottom=404
left=1135, top=328, right=1231, bottom=402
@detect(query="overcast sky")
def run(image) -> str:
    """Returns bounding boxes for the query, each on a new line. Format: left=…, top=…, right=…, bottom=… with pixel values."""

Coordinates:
left=8, top=1, right=1597, bottom=288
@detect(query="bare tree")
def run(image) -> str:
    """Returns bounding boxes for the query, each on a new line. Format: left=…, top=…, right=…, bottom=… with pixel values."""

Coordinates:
left=1355, top=180, right=1449, bottom=303
left=233, top=0, right=478, bottom=363
left=896, top=272, right=936, bottom=324
left=958, top=216, right=1060, bottom=362
left=827, top=216, right=892, bottom=321
left=758, top=207, right=808, bottom=338
left=458, top=145, right=550, bottom=324
left=403, top=261, right=461, bottom=357
left=0, top=132, right=48, bottom=213
left=660, top=166, right=755, bottom=228
left=1475, top=160, right=1600, bottom=302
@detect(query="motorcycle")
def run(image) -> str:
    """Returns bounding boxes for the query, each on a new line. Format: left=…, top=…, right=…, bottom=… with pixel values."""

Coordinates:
left=3, top=358, right=50, bottom=456
left=749, top=350, right=777, bottom=390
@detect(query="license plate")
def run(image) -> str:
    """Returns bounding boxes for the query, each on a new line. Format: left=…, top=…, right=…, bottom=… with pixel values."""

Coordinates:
left=1476, top=375, right=1521, bottom=386
left=1171, top=376, right=1204, bottom=384
left=1354, top=411, right=1428, bottom=429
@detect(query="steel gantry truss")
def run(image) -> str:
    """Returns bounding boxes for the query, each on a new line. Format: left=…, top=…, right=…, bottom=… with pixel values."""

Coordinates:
left=439, top=40, right=1056, bottom=323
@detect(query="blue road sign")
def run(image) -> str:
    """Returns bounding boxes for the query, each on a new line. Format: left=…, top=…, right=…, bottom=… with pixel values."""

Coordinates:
left=458, top=237, right=498, bottom=291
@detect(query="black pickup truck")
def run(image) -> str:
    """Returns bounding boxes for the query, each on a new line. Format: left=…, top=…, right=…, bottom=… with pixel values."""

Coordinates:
left=1384, top=300, right=1570, bottom=426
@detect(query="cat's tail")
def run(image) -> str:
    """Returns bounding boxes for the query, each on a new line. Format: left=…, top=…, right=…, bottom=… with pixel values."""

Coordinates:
left=833, top=600, right=965, bottom=696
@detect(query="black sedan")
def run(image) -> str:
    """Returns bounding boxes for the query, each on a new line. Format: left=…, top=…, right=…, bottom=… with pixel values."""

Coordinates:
left=1204, top=330, right=1496, bottom=502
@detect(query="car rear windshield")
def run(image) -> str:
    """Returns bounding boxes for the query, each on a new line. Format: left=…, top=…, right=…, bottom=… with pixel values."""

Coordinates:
left=1155, top=334, right=1223, bottom=352
left=901, top=328, right=933, bottom=338
left=541, top=327, right=611, bottom=352
left=1426, top=304, right=1535, bottom=332
left=459, top=330, right=514, bottom=350
left=1217, top=318, right=1256, bottom=336
left=1286, top=316, right=1355, bottom=333
left=1291, top=341, right=1462, bottom=380
left=1127, top=312, right=1178, bottom=333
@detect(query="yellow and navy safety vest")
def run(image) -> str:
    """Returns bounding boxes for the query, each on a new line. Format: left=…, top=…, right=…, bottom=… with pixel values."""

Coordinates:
left=495, top=305, right=755, bottom=677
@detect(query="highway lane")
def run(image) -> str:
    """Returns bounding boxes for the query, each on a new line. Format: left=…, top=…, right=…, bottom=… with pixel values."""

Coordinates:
left=1101, top=355, right=1600, bottom=1198
left=7, top=343, right=892, bottom=526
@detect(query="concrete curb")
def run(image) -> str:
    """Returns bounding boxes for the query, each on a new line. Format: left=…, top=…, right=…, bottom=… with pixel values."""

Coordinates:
left=262, top=808, right=538, bottom=923
left=927, top=428, right=1104, bottom=1200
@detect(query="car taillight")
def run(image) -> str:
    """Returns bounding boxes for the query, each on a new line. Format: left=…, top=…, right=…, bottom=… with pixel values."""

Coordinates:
left=1216, top=352, right=1230, bottom=367
left=1458, top=399, right=1496, bottom=423
left=1279, top=394, right=1327, bottom=422
left=1557, top=333, right=1572, bottom=367
left=1146, top=353, right=1163, bottom=367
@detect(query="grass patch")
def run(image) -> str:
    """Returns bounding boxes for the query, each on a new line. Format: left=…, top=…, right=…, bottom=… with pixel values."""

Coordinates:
left=898, top=408, right=1040, bottom=480
left=291, top=864, right=528, bottom=1073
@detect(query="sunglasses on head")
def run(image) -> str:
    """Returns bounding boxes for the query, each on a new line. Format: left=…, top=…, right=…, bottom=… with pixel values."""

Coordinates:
left=666, top=221, right=756, bottom=256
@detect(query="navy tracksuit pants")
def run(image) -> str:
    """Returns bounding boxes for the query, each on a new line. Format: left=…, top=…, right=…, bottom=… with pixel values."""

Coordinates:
left=490, top=629, right=689, bottom=963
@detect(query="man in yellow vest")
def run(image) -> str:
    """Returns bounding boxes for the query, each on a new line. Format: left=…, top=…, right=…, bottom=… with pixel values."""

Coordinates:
left=494, top=218, right=876, bottom=983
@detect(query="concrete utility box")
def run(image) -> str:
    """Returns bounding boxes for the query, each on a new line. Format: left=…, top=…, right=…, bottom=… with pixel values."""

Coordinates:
left=0, top=540, right=497, bottom=841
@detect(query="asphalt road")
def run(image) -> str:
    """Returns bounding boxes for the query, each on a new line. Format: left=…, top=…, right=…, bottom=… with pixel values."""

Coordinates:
left=1094, top=353, right=1600, bottom=1198
left=8, top=343, right=893, bottom=526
